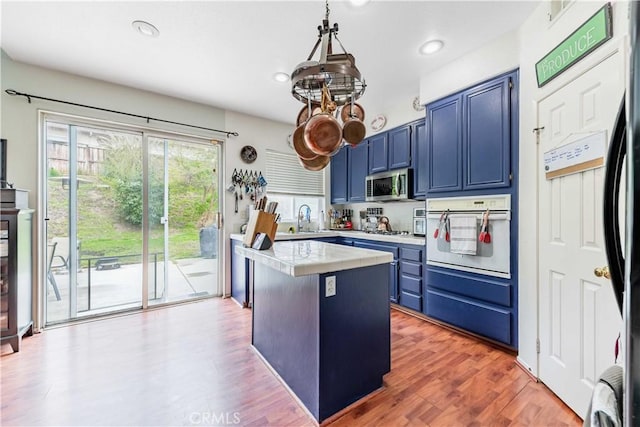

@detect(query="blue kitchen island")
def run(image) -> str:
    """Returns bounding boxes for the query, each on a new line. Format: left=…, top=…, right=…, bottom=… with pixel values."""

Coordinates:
left=235, top=240, right=393, bottom=423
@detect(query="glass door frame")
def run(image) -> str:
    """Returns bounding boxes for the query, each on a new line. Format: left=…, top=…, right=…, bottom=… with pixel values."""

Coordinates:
left=143, top=132, right=223, bottom=307
left=38, top=110, right=224, bottom=327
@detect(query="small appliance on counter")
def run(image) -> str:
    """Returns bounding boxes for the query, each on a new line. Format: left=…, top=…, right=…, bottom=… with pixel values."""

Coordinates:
left=364, top=207, right=383, bottom=232
left=329, top=209, right=353, bottom=229
left=413, top=207, right=426, bottom=236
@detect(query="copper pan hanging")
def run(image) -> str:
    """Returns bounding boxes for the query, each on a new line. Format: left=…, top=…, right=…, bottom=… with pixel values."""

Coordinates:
left=341, top=102, right=366, bottom=146
left=298, top=154, right=330, bottom=171
left=292, top=123, right=319, bottom=160
left=304, top=85, right=343, bottom=156
left=340, top=103, right=365, bottom=123
left=296, top=104, right=322, bottom=127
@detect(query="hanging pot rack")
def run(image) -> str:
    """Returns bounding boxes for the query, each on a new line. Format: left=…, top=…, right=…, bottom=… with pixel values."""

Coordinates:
left=290, top=0, right=366, bottom=107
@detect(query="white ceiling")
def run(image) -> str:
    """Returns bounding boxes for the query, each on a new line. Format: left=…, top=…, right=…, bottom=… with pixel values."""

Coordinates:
left=1, top=0, right=539, bottom=126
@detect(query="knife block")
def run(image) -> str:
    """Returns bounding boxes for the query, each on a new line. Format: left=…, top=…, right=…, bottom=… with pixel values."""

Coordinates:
left=243, top=210, right=278, bottom=248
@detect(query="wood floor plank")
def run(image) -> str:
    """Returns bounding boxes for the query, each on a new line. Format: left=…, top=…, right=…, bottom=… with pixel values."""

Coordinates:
left=1, top=298, right=581, bottom=426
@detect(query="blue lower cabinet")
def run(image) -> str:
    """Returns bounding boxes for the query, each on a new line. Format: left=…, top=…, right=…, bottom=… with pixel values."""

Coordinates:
left=389, top=261, right=399, bottom=304
left=425, top=289, right=511, bottom=345
left=230, top=239, right=249, bottom=307
left=399, top=246, right=424, bottom=312
left=424, top=265, right=515, bottom=347
left=353, top=240, right=399, bottom=303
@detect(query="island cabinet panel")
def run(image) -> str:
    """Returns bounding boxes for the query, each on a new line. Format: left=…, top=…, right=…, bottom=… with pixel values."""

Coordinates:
left=330, top=145, right=349, bottom=204
left=387, top=124, right=412, bottom=170
left=251, top=261, right=390, bottom=423
left=318, top=265, right=390, bottom=420
left=230, top=239, right=249, bottom=307
left=252, top=266, right=320, bottom=416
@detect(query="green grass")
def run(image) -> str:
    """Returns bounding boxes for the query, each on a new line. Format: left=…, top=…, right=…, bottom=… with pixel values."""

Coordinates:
left=48, top=178, right=210, bottom=266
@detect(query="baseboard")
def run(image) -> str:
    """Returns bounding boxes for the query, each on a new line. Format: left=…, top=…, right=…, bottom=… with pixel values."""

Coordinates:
left=390, top=304, right=517, bottom=355
left=515, top=357, right=538, bottom=381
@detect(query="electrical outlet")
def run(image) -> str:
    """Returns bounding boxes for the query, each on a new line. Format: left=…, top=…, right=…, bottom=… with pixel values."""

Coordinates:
left=325, top=276, right=336, bottom=297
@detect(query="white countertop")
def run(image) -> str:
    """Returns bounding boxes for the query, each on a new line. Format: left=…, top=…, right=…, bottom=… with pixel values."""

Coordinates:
left=229, top=230, right=426, bottom=246
left=234, top=240, right=393, bottom=277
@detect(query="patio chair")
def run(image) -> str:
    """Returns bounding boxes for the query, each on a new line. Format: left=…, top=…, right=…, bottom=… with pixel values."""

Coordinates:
left=47, top=242, right=62, bottom=301
left=50, top=237, right=81, bottom=271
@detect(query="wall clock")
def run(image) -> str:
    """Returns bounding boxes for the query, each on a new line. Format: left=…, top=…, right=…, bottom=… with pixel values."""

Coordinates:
left=413, top=96, right=425, bottom=112
left=240, top=145, right=257, bottom=163
left=370, top=114, right=387, bottom=132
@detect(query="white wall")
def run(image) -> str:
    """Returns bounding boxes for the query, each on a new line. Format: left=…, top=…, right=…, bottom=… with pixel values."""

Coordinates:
left=419, top=30, right=520, bottom=106
left=416, top=1, right=630, bottom=377
left=1, top=50, right=226, bottom=207
left=222, top=110, right=304, bottom=295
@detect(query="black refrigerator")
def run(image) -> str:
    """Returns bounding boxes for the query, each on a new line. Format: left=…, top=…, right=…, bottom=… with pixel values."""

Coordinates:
left=603, top=1, right=640, bottom=425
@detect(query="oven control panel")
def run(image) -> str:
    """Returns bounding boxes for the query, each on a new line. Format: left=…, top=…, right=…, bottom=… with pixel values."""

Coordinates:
left=426, top=194, right=510, bottom=212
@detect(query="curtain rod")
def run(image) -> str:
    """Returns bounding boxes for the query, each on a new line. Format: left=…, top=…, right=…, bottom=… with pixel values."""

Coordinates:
left=5, top=89, right=239, bottom=137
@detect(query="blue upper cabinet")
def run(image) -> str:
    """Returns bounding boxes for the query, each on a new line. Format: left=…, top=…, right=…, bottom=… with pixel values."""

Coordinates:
left=427, top=94, right=463, bottom=193
left=348, top=142, right=368, bottom=202
left=463, top=75, right=511, bottom=190
left=367, top=133, right=388, bottom=174
left=426, top=72, right=514, bottom=195
left=388, top=124, right=412, bottom=170
left=411, top=119, right=427, bottom=200
left=330, top=144, right=349, bottom=204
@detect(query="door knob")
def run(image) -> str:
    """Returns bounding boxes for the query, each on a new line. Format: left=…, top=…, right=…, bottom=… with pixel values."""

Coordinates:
left=594, top=266, right=611, bottom=279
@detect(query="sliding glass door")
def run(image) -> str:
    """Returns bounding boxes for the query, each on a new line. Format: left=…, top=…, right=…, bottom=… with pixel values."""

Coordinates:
left=44, top=116, right=221, bottom=325
left=147, top=136, right=220, bottom=305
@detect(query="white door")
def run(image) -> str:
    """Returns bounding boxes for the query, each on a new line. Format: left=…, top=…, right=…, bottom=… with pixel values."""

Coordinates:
left=537, top=50, right=624, bottom=417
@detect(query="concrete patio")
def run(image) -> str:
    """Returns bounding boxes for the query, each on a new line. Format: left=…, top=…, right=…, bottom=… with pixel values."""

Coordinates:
left=46, top=257, right=218, bottom=323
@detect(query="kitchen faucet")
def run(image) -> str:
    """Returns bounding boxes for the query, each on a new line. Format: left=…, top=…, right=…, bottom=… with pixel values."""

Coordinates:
left=297, top=204, right=311, bottom=232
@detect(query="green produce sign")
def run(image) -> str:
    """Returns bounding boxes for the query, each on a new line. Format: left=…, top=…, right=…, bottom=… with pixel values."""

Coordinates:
left=536, top=3, right=612, bottom=87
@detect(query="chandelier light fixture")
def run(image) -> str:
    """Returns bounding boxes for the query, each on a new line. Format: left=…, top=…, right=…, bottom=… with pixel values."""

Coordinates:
left=291, top=0, right=367, bottom=171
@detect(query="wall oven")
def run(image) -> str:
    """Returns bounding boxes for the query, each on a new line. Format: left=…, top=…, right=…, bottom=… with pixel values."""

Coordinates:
left=366, top=168, right=412, bottom=202
left=426, top=194, right=511, bottom=279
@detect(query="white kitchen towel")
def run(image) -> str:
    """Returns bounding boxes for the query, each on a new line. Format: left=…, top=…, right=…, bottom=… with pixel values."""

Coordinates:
left=449, top=215, right=478, bottom=255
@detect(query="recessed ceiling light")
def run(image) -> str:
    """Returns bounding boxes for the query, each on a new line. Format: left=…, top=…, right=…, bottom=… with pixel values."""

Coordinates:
left=132, top=20, right=159, bottom=38
left=419, top=39, right=444, bottom=55
left=349, top=0, right=370, bottom=6
left=273, top=72, right=290, bottom=83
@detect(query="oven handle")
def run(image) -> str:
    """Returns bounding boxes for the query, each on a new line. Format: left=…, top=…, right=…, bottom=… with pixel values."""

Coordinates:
left=427, top=212, right=511, bottom=221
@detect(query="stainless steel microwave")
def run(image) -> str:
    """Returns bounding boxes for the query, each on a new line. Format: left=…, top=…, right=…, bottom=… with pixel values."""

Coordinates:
left=365, top=168, right=412, bottom=202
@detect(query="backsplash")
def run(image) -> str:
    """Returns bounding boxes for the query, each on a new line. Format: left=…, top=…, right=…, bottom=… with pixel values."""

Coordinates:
left=335, top=200, right=425, bottom=233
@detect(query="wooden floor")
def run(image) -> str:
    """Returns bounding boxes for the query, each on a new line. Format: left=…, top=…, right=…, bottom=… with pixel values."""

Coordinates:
left=1, top=298, right=581, bottom=426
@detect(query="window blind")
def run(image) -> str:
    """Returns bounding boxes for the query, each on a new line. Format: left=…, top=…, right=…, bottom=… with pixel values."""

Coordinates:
left=265, top=149, right=325, bottom=196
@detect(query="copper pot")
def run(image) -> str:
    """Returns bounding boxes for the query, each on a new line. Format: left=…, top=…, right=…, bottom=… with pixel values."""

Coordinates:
left=296, top=104, right=322, bottom=127
left=292, top=123, right=319, bottom=160
left=340, top=103, right=365, bottom=123
left=298, top=154, right=330, bottom=171
left=343, top=119, right=366, bottom=146
left=304, top=113, right=343, bottom=156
